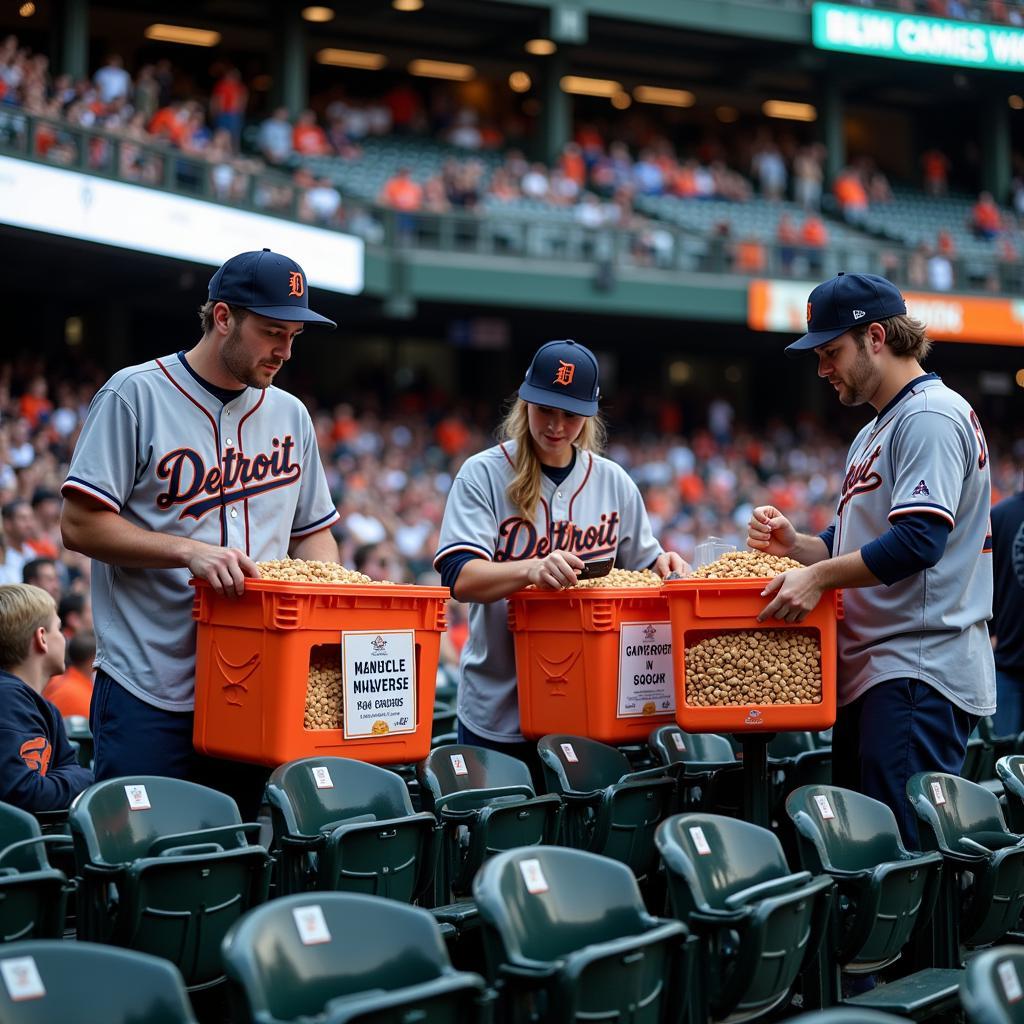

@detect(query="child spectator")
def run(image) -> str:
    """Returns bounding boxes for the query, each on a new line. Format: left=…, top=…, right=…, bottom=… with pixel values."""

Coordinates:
left=0, top=584, right=92, bottom=812
left=43, top=629, right=95, bottom=719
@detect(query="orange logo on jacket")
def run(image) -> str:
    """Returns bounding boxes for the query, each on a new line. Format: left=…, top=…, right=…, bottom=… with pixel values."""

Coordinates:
left=20, top=737, right=51, bottom=776
left=553, top=361, right=575, bottom=386
left=288, top=271, right=304, bottom=298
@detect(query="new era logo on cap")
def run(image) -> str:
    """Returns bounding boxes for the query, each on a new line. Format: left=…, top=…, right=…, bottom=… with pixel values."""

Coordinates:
left=208, top=249, right=336, bottom=328
left=519, top=339, right=600, bottom=416
left=787, top=273, right=907, bottom=354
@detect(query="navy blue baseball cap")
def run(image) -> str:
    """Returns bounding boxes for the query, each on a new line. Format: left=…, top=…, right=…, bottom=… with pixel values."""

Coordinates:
left=786, top=272, right=907, bottom=354
left=208, top=249, right=337, bottom=327
left=519, top=339, right=600, bottom=416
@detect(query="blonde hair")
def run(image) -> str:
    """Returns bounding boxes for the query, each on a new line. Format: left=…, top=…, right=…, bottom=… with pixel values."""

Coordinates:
left=855, top=315, right=932, bottom=362
left=0, top=584, right=56, bottom=671
left=497, top=397, right=606, bottom=521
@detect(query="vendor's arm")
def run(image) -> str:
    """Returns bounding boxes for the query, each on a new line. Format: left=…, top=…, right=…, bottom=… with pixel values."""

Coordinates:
left=443, top=550, right=583, bottom=603
left=747, top=505, right=830, bottom=565
left=61, top=491, right=259, bottom=595
left=289, top=527, right=339, bottom=562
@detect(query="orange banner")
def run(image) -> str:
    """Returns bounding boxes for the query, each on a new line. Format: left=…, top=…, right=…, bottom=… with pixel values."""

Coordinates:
left=748, top=279, right=1024, bottom=346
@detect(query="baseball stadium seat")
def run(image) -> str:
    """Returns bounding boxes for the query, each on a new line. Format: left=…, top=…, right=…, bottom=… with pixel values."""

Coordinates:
left=472, top=845, right=689, bottom=1024
left=62, top=715, right=93, bottom=769
left=0, top=940, right=197, bottom=1023
left=0, top=802, right=68, bottom=942
left=537, top=733, right=674, bottom=879
left=647, top=724, right=743, bottom=814
left=994, top=756, right=1024, bottom=833
left=656, top=812, right=831, bottom=1023
left=418, top=744, right=561, bottom=900
left=221, top=892, right=486, bottom=1024
left=960, top=946, right=1024, bottom=1024
left=908, top=772, right=1024, bottom=958
left=266, top=756, right=436, bottom=903
left=777, top=1012, right=912, bottom=1024
left=69, top=776, right=271, bottom=989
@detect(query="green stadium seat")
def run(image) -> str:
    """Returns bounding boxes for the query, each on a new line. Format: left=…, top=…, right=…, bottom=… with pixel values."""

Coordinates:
left=908, top=772, right=1024, bottom=956
left=62, top=715, right=93, bottom=769
left=418, top=744, right=561, bottom=899
left=473, top=845, right=689, bottom=1023
left=647, top=725, right=743, bottom=814
left=222, top=891, right=486, bottom=1024
left=786, top=786, right=942, bottom=972
left=777, top=1012, right=912, bottom=1023
left=656, top=811, right=831, bottom=1022
left=995, top=755, right=1024, bottom=832
left=0, top=802, right=68, bottom=942
left=70, top=776, right=271, bottom=989
left=960, top=946, right=1024, bottom=1024
left=0, top=940, right=197, bottom=1023
left=266, top=756, right=435, bottom=902
left=537, top=734, right=674, bottom=879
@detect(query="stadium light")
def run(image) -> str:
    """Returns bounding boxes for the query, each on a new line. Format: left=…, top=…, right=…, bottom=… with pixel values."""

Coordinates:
left=508, top=71, right=532, bottom=93
left=302, top=6, right=335, bottom=22
left=393, top=0, right=424, bottom=10
left=144, top=24, right=222, bottom=47
left=762, top=99, right=817, bottom=121
left=560, top=75, right=622, bottom=98
left=408, top=59, right=475, bottom=80
left=611, top=90, right=631, bottom=109
left=1010, top=95, right=1024, bottom=110
left=1016, top=369, right=1024, bottom=388
left=19, top=2, right=35, bottom=16
left=633, top=85, right=695, bottom=108
left=525, top=39, right=557, bottom=56
left=317, top=49, right=387, bottom=70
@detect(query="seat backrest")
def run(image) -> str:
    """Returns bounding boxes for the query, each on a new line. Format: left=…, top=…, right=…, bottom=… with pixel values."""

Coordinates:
left=473, top=846, right=649, bottom=962
left=961, top=946, right=1024, bottom=1024
left=0, top=803, right=49, bottom=873
left=769, top=732, right=818, bottom=759
left=648, top=726, right=734, bottom=766
left=0, top=940, right=196, bottom=1023
left=70, top=776, right=245, bottom=866
left=267, top=757, right=414, bottom=834
left=223, top=892, right=451, bottom=1022
left=419, top=745, right=535, bottom=807
left=537, top=735, right=631, bottom=792
left=907, top=772, right=1008, bottom=850
left=656, top=813, right=790, bottom=914
left=786, top=786, right=907, bottom=872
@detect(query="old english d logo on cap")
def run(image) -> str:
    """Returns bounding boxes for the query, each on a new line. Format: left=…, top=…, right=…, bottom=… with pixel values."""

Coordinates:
left=554, top=360, right=575, bottom=386
left=288, top=271, right=304, bottom=298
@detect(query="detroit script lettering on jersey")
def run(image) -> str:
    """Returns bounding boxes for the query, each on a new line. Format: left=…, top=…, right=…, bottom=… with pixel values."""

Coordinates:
left=838, top=444, right=883, bottom=517
left=494, top=511, right=619, bottom=561
left=156, top=435, right=301, bottom=520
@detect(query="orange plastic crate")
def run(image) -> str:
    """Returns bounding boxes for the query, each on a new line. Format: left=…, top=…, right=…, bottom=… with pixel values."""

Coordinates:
left=661, top=578, right=840, bottom=734
left=191, top=578, right=448, bottom=767
left=507, top=587, right=677, bottom=744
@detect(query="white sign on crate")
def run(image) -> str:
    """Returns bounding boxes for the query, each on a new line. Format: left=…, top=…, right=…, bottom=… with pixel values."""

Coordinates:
left=341, top=630, right=416, bottom=739
left=617, top=622, right=675, bottom=718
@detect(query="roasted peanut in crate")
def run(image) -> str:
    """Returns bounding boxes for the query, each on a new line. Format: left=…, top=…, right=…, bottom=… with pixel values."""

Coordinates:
left=662, top=558, right=840, bottom=733
left=191, top=560, right=448, bottom=767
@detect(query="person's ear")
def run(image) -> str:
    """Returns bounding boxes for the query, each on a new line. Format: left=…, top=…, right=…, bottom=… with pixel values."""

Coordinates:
left=33, top=625, right=47, bottom=655
left=212, top=301, right=234, bottom=336
left=869, top=322, right=887, bottom=353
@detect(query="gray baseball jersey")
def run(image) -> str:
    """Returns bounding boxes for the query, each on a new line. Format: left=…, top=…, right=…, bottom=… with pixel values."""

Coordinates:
left=832, top=374, right=995, bottom=714
left=61, top=353, right=339, bottom=711
left=434, top=441, right=663, bottom=742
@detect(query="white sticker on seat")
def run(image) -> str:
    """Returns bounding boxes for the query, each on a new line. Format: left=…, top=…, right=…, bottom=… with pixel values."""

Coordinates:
left=0, top=957, right=45, bottom=1001
left=311, top=766, right=333, bottom=790
left=519, top=858, right=549, bottom=894
left=689, top=826, right=712, bottom=855
left=999, top=960, right=1023, bottom=1003
left=672, top=733, right=686, bottom=752
left=814, top=795, right=835, bottom=820
left=930, top=781, right=946, bottom=806
left=450, top=753, right=468, bottom=776
left=124, top=784, right=151, bottom=811
left=293, top=905, right=332, bottom=945
left=560, top=743, right=578, bottom=764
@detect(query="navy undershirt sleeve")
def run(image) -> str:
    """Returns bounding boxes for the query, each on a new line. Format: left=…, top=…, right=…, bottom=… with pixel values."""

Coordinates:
left=819, top=524, right=836, bottom=557
left=860, top=512, right=952, bottom=586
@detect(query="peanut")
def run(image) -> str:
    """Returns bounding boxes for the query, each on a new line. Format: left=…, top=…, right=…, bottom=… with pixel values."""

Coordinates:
left=689, top=550, right=803, bottom=579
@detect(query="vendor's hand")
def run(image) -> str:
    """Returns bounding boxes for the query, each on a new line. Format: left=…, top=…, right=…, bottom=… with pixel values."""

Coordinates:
left=757, top=566, right=824, bottom=623
left=747, top=505, right=797, bottom=557
left=188, top=543, right=260, bottom=597
left=528, top=551, right=584, bottom=591
left=653, top=551, right=690, bottom=578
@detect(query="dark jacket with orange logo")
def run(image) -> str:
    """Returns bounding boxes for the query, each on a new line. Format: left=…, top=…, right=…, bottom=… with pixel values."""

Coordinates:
left=0, top=670, right=93, bottom=812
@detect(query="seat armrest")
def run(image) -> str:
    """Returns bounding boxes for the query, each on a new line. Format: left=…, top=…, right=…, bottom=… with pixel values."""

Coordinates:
left=0, top=834, right=74, bottom=869
left=147, top=822, right=261, bottom=856
left=723, top=871, right=814, bottom=909
left=617, top=767, right=669, bottom=785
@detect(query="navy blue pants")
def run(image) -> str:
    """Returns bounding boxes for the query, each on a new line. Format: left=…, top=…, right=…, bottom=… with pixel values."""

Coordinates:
left=457, top=719, right=545, bottom=792
left=832, top=678, right=976, bottom=849
left=91, top=669, right=269, bottom=821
